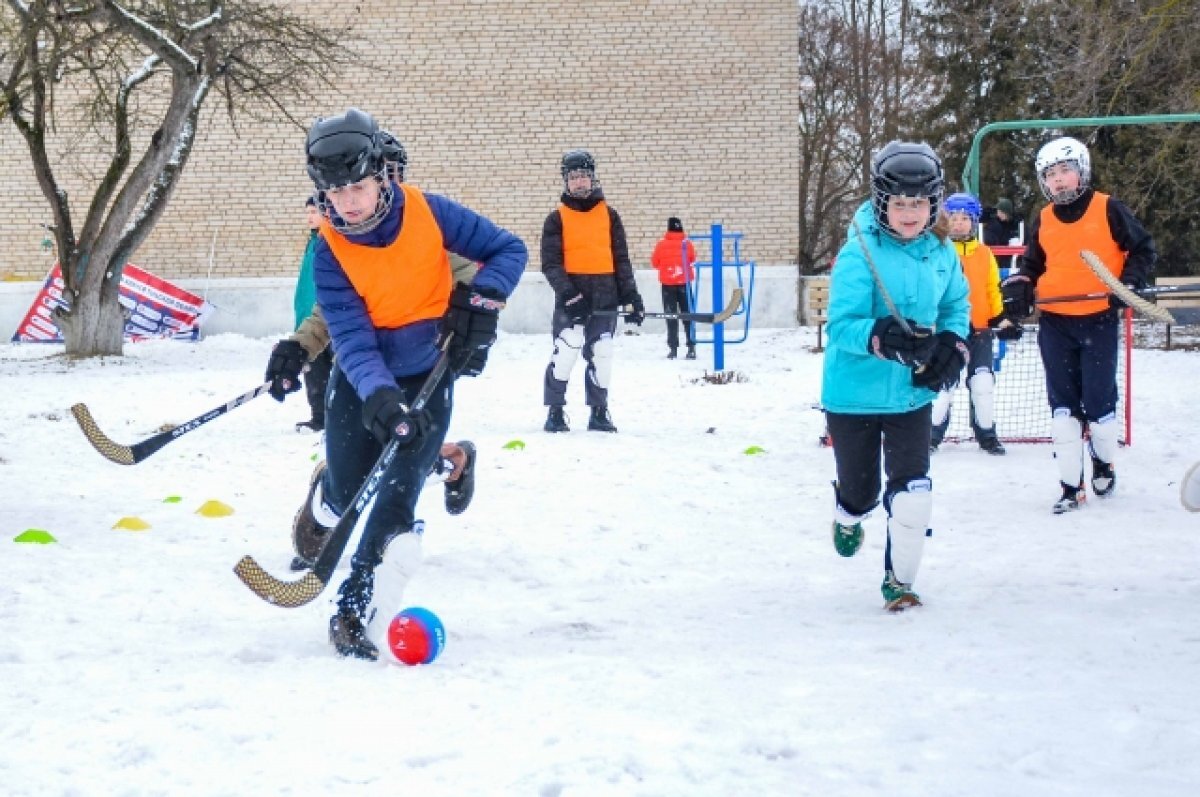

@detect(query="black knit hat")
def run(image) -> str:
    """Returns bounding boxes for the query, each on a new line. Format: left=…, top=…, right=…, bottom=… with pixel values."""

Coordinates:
left=668, top=217, right=683, bottom=232
left=305, top=195, right=317, bottom=208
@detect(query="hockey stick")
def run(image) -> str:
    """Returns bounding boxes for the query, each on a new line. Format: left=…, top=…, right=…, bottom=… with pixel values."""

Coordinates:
left=850, top=219, right=930, bottom=369
left=597, top=287, right=744, bottom=324
left=1037, top=282, right=1200, bottom=305
left=71, top=383, right=271, bottom=466
left=233, top=349, right=452, bottom=608
left=1079, top=250, right=1176, bottom=323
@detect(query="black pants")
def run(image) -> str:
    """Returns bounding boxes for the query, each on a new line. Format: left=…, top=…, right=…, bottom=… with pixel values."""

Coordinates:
left=1037, top=310, right=1119, bottom=421
left=660, top=285, right=695, bottom=349
left=322, top=363, right=452, bottom=574
left=826, top=405, right=932, bottom=516
left=304, top=347, right=333, bottom=423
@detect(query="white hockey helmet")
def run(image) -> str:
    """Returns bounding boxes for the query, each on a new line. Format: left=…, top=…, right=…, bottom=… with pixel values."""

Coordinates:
left=1035, top=136, right=1091, bottom=204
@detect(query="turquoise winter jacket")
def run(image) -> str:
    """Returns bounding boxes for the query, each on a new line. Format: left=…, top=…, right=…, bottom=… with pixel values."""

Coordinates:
left=293, top=231, right=318, bottom=331
left=820, top=202, right=970, bottom=415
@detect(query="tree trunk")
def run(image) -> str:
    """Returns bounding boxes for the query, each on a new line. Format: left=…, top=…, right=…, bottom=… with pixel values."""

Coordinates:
left=58, top=251, right=127, bottom=356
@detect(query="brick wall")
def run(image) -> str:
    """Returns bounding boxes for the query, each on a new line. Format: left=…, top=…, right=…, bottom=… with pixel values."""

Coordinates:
left=0, top=1, right=798, bottom=282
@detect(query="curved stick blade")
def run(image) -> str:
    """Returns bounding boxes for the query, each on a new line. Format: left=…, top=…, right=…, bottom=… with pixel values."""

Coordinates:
left=233, top=556, right=328, bottom=608
left=69, top=403, right=135, bottom=465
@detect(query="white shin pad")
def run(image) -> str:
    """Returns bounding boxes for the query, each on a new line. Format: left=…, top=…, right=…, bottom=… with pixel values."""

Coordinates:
left=1088, top=414, right=1120, bottom=465
left=886, top=480, right=932, bottom=587
left=366, top=529, right=425, bottom=655
left=1051, top=411, right=1084, bottom=486
left=968, top=370, right=996, bottom=430
left=931, top=390, right=953, bottom=427
left=588, top=334, right=615, bottom=390
left=550, top=325, right=585, bottom=382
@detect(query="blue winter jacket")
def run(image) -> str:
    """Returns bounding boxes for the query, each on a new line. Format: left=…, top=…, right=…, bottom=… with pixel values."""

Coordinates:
left=313, top=183, right=528, bottom=401
left=820, top=202, right=970, bottom=414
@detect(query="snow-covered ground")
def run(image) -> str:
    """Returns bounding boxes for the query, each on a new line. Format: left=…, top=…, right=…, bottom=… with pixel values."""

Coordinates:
left=2, top=327, right=1198, bottom=796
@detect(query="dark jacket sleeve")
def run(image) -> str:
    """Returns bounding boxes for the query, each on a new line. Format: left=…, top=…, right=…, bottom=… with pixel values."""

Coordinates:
left=1107, top=198, right=1156, bottom=287
left=1016, top=214, right=1046, bottom=284
left=609, top=207, right=640, bottom=302
left=540, top=209, right=577, bottom=301
left=426, top=193, right=527, bottom=298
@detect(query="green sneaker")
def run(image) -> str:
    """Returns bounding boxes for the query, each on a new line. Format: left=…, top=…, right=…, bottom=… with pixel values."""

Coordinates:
left=832, top=520, right=864, bottom=557
left=881, top=572, right=921, bottom=612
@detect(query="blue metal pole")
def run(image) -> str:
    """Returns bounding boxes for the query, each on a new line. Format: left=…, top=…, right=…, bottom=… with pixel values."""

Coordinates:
left=711, top=223, right=725, bottom=371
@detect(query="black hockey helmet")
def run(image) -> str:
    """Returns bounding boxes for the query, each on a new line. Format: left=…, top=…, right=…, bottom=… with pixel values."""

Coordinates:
left=378, top=129, right=408, bottom=183
left=561, top=149, right=598, bottom=197
left=305, top=108, right=384, bottom=191
left=870, top=141, right=944, bottom=237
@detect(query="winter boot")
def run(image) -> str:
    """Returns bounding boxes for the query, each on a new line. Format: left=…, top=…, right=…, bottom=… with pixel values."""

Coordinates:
left=1052, top=481, right=1086, bottom=515
left=544, top=406, right=570, bottom=433
left=881, top=571, right=921, bottom=612
left=329, top=607, right=377, bottom=661
left=295, top=417, right=324, bottom=433
left=290, top=462, right=336, bottom=571
left=444, top=441, right=476, bottom=515
left=587, top=405, right=618, bottom=433
left=832, top=520, right=864, bottom=558
left=1091, top=456, right=1116, bottom=498
left=686, top=345, right=697, bottom=360
left=667, top=347, right=677, bottom=360
left=978, top=433, right=1006, bottom=456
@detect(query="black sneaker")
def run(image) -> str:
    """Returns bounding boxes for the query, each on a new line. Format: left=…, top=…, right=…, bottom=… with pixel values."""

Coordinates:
left=445, top=441, right=476, bottom=516
left=290, top=462, right=332, bottom=571
left=544, top=406, right=569, bottom=433
left=1052, top=481, right=1086, bottom=514
left=667, top=348, right=677, bottom=359
left=1091, top=457, right=1116, bottom=497
left=686, top=346, right=697, bottom=360
left=587, top=405, right=618, bottom=433
left=329, top=608, right=378, bottom=661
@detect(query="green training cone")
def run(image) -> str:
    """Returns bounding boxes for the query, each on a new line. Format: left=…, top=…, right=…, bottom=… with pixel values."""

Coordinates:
left=14, top=529, right=57, bottom=544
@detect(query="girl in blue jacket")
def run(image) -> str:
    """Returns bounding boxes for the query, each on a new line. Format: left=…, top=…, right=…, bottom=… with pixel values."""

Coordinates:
left=820, top=141, right=970, bottom=611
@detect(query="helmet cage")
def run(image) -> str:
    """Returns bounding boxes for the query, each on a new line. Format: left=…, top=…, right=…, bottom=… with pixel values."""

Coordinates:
left=379, top=130, right=408, bottom=183
left=1035, top=137, right=1091, bottom=204
left=870, top=142, right=944, bottom=239
left=561, top=149, right=598, bottom=197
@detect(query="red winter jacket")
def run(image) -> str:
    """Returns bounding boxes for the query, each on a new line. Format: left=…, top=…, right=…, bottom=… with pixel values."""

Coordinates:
left=650, top=231, right=696, bottom=286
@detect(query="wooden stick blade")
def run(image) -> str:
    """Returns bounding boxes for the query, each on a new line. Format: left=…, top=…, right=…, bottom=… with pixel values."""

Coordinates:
left=1080, top=250, right=1175, bottom=324
left=233, top=556, right=328, bottom=608
left=712, top=287, right=744, bottom=323
left=69, top=403, right=136, bottom=465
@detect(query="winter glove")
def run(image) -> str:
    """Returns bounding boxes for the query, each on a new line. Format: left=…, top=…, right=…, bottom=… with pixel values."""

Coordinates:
left=621, top=293, right=645, bottom=326
left=362, top=387, right=430, bottom=447
left=912, top=331, right=969, bottom=392
left=1001, top=275, right=1035, bottom=318
left=265, top=339, right=308, bottom=401
left=867, top=317, right=936, bottom=366
left=1108, top=275, right=1146, bottom=310
left=988, top=313, right=1025, bottom=341
left=562, top=292, right=590, bottom=326
left=439, top=282, right=504, bottom=377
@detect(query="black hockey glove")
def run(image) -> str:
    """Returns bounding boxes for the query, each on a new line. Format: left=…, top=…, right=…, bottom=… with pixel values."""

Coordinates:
left=867, top=317, right=935, bottom=366
left=562, top=292, right=590, bottom=326
left=1001, top=275, right=1035, bottom=318
left=621, top=293, right=645, bottom=326
left=988, top=313, right=1025, bottom=341
left=265, top=339, right=308, bottom=401
left=1108, top=275, right=1146, bottom=310
left=362, top=387, right=430, bottom=447
left=912, top=331, right=969, bottom=392
left=439, top=282, right=504, bottom=378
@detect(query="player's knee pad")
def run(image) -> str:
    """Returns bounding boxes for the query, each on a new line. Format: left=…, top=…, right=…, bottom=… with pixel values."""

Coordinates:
left=931, top=390, right=953, bottom=427
left=550, top=326, right=585, bottom=381
left=885, top=478, right=932, bottom=586
left=588, top=333, right=615, bottom=389
left=1088, top=412, right=1120, bottom=464
left=968, top=370, right=996, bottom=429
left=1051, top=409, right=1084, bottom=485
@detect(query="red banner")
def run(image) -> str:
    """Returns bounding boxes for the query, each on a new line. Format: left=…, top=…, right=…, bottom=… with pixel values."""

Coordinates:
left=11, top=263, right=212, bottom=343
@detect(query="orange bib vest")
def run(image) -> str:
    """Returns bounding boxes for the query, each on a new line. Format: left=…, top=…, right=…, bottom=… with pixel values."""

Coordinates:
left=560, top=202, right=615, bottom=275
left=953, top=239, right=1002, bottom=329
left=1036, top=192, right=1126, bottom=316
left=320, top=184, right=452, bottom=328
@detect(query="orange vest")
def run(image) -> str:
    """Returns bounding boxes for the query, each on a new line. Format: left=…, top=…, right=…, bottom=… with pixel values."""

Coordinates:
left=953, top=239, right=1003, bottom=329
left=1036, top=192, right=1126, bottom=316
left=560, top=202, right=615, bottom=275
left=320, top=184, right=452, bottom=328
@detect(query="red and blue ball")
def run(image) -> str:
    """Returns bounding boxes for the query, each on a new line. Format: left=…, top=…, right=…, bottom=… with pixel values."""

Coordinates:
left=387, top=607, right=445, bottom=665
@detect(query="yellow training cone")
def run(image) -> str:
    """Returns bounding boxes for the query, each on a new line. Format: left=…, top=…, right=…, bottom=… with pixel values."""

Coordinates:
left=113, top=516, right=152, bottom=531
left=195, top=500, right=235, bottom=518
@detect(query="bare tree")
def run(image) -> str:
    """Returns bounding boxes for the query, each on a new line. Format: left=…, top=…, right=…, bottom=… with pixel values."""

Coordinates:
left=0, top=0, right=351, bottom=355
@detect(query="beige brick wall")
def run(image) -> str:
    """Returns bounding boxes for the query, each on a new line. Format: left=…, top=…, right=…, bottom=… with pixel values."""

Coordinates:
left=1, top=1, right=798, bottom=282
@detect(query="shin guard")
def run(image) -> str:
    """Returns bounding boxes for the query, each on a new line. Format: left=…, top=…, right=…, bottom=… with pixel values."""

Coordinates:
left=366, top=525, right=425, bottom=655
left=1052, top=411, right=1084, bottom=487
left=884, top=479, right=932, bottom=587
left=1088, top=413, right=1120, bottom=465
left=967, top=370, right=996, bottom=430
